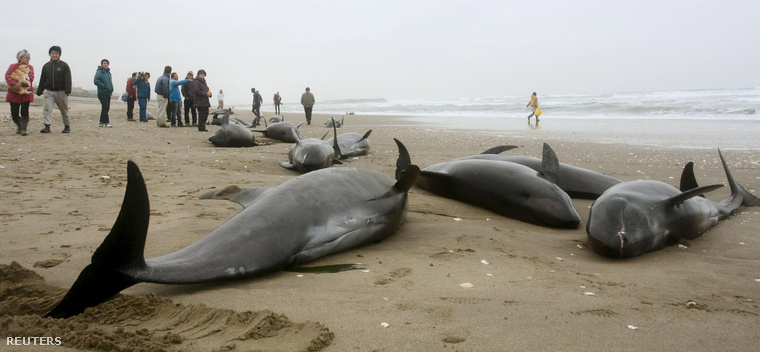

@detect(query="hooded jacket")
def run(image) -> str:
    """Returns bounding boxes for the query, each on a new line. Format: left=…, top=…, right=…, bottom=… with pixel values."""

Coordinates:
left=36, top=59, right=71, bottom=95
left=93, top=66, right=113, bottom=96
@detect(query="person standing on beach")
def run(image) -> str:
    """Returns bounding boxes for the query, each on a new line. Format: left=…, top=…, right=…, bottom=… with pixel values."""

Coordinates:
left=251, top=88, right=262, bottom=119
left=169, top=72, right=190, bottom=127
left=126, top=72, right=137, bottom=121
left=301, top=87, right=315, bottom=125
left=273, top=92, right=282, bottom=115
left=36, top=45, right=71, bottom=133
left=191, top=69, right=211, bottom=131
left=5, top=49, right=34, bottom=136
left=181, top=71, right=197, bottom=126
left=154, top=66, right=172, bottom=127
left=217, top=89, right=224, bottom=109
left=526, top=92, right=539, bottom=122
left=132, top=72, right=151, bottom=122
left=93, top=59, right=113, bottom=128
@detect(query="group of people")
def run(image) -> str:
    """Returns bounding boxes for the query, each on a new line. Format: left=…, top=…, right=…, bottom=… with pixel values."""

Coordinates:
left=127, top=66, right=213, bottom=131
left=5, top=46, right=73, bottom=135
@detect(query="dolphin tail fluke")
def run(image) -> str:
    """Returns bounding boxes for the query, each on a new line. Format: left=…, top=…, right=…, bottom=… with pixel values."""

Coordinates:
left=718, top=149, right=760, bottom=207
left=46, top=160, right=150, bottom=318
left=480, top=145, right=518, bottom=155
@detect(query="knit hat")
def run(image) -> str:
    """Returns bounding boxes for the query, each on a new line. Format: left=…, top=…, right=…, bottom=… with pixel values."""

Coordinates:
left=16, top=49, right=29, bottom=61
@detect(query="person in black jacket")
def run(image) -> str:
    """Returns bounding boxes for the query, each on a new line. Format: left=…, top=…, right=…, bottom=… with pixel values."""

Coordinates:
left=36, top=46, right=72, bottom=133
left=181, top=71, right=197, bottom=126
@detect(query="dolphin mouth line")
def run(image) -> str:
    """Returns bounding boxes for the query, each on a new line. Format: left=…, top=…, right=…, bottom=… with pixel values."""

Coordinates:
left=618, top=231, right=626, bottom=256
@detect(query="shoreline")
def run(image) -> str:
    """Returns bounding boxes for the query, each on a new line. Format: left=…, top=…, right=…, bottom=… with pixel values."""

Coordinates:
left=1, top=100, right=759, bottom=351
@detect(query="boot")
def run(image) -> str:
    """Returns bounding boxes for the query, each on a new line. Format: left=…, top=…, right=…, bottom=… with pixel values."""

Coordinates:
left=12, top=115, right=20, bottom=134
left=40, top=124, right=51, bottom=133
left=19, top=116, right=28, bottom=136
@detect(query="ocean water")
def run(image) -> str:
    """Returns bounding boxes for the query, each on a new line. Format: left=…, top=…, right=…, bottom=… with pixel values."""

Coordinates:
left=237, top=88, right=760, bottom=148
left=267, top=87, right=760, bottom=121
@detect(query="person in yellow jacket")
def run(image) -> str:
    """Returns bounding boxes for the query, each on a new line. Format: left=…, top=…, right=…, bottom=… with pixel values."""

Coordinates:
left=526, top=92, right=539, bottom=122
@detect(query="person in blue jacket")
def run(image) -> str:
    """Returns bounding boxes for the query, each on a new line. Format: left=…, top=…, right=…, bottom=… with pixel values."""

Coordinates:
left=132, top=72, right=151, bottom=122
left=168, top=72, right=191, bottom=127
left=93, top=59, right=114, bottom=127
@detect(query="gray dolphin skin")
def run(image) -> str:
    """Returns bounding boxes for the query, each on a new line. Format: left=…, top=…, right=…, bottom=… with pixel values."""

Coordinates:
left=252, top=121, right=303, bottom=143
left=279, top=118, right=343, bottom=173
left=44, top=139, right=420, bottom=319
left=269, top=115, right=283, bottom=123
left=209, top=109, right=251, bottom=127
left=326, top=130, right=372, bottom=158
left=325, top=116, right=344, bottom=128
left=417, top=143, right=581, bottom=228
left=208, top=110, right=259, bottom=147
left=459, top=147, right=621, bottom=200
left=586, top=150, right=759, bottom=258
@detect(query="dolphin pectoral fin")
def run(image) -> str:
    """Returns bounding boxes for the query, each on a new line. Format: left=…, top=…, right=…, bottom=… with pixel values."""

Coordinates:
left=200, top=186, right=273, bottom=208
left=279, top=161, right=297, bottom=170
left=47, top=160, right=150, bottom=318
left=480, top=145, right=518, bottom=155
left=393, top=138, right=412, bottom=180
left=296, top=122, right=304, bottom=129
left=395, top=165, right=420, bottom=192
left=666, top=184, right=724, bottom=207
left=679, top=162, right=700, bottom=193
left=332, top=159, right=343, bottom=165
left=538, top=143, right=560, bottom=185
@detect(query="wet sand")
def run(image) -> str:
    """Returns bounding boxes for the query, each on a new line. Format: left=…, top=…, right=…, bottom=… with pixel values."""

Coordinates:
left=1, top=98, right=759, bottom=351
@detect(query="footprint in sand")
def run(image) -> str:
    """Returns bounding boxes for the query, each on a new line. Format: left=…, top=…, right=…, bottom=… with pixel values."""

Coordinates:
left=374, top=267, right=412, bottom=285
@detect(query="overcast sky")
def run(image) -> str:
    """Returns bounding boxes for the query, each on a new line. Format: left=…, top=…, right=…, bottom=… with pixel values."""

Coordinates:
left=3, top=0, right=758, bottom=105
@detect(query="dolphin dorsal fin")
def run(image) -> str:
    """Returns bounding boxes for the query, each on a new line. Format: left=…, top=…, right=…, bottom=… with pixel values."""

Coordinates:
left=361, top=129, right=372, bottom=141
left=221, top=111, right=230, bottom=126
left=92, top=161, right=149, bottom=269
left=394, top=138, right=412, bottom=180
left=538, top=143, right=560, bottom=185
left=394, top=165, right=420, bottom=192
left=331, top=117, right=343, bottom=159
left=666, top=184, right=724, bottom=207
left=200, top=186, right=272, bottom=208
left=480, top=145, right=518, bottom=155
left=679, top=162, right=700, bottom=192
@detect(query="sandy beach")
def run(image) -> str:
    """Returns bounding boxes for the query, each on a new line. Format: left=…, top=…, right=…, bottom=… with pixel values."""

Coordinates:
left=1, top=98, right=759, bottom=351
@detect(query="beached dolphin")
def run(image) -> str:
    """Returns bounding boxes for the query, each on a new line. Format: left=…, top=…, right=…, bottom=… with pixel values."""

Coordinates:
left=325, top=116, right=344, bottom=128
left=586, top=150, right=759, bottom=258
left=326, top=130, right=372, bottom=158
left=417, top=143, right=581, bottom=228
left=458, top=146, right=621, bottom=199
left=209, top=109, right=251, bottom=127
left=208, top=110, right=259, bottom=147
left=251, top=121, right=303, bottom=143
left=45, top=139, right=420, bottom=319
left=280, top=118, right=343, bottom=173
left=269, top=115, right=283, bottom=123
